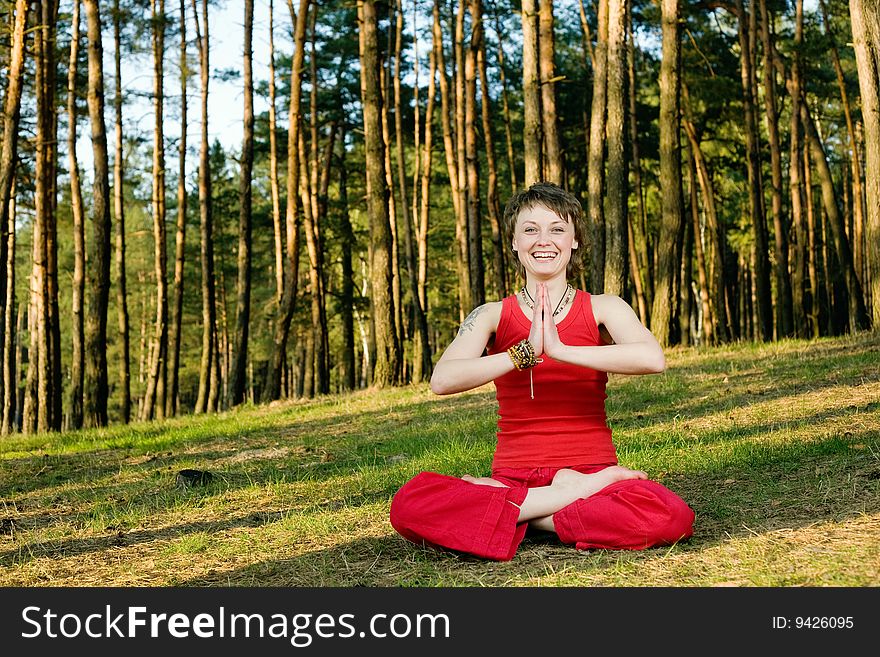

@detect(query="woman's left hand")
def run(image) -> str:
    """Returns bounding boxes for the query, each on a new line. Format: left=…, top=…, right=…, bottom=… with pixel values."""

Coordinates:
left=540, top=283, right=566, bottom=360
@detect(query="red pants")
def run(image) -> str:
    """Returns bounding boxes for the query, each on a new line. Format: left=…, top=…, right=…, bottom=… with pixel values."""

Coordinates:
left=389, top=464, right=695, bottom=561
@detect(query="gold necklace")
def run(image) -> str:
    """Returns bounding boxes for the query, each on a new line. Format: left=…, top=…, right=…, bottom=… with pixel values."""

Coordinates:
left=520, top=284, right=574, bottom=317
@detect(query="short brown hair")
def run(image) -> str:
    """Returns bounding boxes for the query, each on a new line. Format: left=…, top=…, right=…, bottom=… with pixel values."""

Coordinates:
left=502, top=182, right=588, bottom=279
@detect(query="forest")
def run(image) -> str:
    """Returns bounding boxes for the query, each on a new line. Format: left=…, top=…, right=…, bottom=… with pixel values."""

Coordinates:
left=0, top=0, right=878, bottom=434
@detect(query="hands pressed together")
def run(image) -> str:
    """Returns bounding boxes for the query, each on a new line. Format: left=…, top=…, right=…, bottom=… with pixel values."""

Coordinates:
left=527, top=282, right=565, bottom=360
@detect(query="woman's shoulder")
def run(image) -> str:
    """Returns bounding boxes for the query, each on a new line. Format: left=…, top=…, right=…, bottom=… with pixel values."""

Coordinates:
left=587, top=293, right=628, bottom=313
left=461, top=299, right=504, bottom=333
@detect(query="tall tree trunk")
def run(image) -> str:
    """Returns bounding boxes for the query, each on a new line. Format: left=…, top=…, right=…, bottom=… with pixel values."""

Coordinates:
left=26, top=0, right=54, bottom=433
left=83, top=0, right=113, bottom=427
left=521, top=0, right=542, bottom=185
left=588, top=0, right=608, bottom=292
left=142, top=0, right=168, bottom=421
left=262, top=0, right=308, bottom=403
left=230, top=0, right=254, bottom=406
left=850, top=0, right=880, bottom=327
left=382, top=10, right=404, bottom=356
left=735, top=0, right=773, bottom=340
left=338, top=134, right=356, bottom=391
left=0, top=0, right=28, bottom=434
left=821, top=0, right=866, bottom=295
left=759, top=0, right=793, bottom=338
left=268, top=0, right=284, bottom=304
left=112, top=0, right=131, bottom=424
left=626, top=0, right=650, bottom=320
left=789, top=0, right=807, bottom=336
left=305, top=7, right=331, bottom=395
left=2, top=184, right=15, bottom=434
left=800, top=100, right=870, bottom=331
left=192, top=0, right=217, bottom=412
left=650, top=0, right=684, bottom=346
left=465, top=1, right=485, bottom=308
left=804, top=145, right=823, bottom=336
left=167, top=0, right=187, bottom=417
left=687, top=137, right=712, bottom=344
left=538, top=0, right=562, bottom=183
left=432, top=0, right=467, bottom=319
left=474, top=0, right=506, bottom=299
left=68, top=0, right=85, bottom=429
left=604, top=0, right=627, bottom=296
left=359, top=0, right=401, bottom=387
left=452, top=0, right=470, bottom=317
left=297, top=120, right=330, bottom=397
left=416, top=31, right=437, bottom=382
left=393, top=0, right=419, bottom=381
left=45, top=0, right=62, bottom=431
left=398, top=0, right=432, bottom=383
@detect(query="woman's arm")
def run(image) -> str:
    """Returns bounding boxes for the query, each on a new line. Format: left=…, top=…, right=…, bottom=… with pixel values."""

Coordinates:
left=544, top=294, right=665, bottom=375
left=429, top=302, right=515, bottom=395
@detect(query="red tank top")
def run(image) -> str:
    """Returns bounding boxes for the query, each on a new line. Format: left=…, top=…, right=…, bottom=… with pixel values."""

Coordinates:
left=486, top=290, right=618, bottom=469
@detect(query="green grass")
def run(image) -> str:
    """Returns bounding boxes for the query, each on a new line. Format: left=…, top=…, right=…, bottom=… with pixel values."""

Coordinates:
left=2, top=331, right=879, bottom=587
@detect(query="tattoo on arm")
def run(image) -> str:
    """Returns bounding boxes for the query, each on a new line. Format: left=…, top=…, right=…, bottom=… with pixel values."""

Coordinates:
left=457, top=305, right=487, bottom=336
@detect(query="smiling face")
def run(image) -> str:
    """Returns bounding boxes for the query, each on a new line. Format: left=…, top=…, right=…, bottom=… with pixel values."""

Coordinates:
left=512, top=204, right=578, bottom=280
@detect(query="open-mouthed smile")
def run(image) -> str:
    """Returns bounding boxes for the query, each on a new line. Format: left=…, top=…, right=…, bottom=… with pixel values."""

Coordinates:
left=531, top=251, right=559, bottom=261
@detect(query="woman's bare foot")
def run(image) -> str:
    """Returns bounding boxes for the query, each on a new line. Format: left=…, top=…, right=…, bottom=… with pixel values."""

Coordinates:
left=552, top=465, right=648, bottom=500
left=461, top=474, right=509, bottom=487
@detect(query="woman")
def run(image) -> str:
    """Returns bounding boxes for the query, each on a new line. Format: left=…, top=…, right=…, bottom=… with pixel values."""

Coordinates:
left=390, top=182, right=694, bottom=561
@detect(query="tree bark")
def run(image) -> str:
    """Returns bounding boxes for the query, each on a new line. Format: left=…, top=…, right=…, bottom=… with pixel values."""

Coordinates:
left=167, top=0, right=187, bottom=416
left=788, top=0, right=807, bottom=336
left=263, top=0, right=308, bottom=403
left=268, top=0, right=284, bottom=304
left=359, top=0, right=401, bottom=387
left=850, top=0, right=880, bottom=328
left=416, top=30, right=437, bottom=382
left=25, top=0, right=57, bottom=434
left=759, top=0, right=793, bottom=337
left=465, top=1, right=485, bottom=308
left=735, top=0, right=773, bottom=341
left=111, top=0, right=131, bottom=424
left=142, top=0, right=169, bottom=420
left=67, top=0, right=85, bottom=429
left=337, top=134, right=356, bottom=391
left=521, top=0, right=542, bottom=185
left=83, top=0, right=113, bottom=427
left=230, top=0, right=255, bottom=406
left=626, top=0, right=650, bottom=321
left=650, top=0, right=684, bottom=346
left=588, top=0, right=608, bottom=292
left=604, top=0, right=627, bottom=296
left=191, top=0, right=217, bottom=412
left=538, top=0, right=562, bottom=183
left=0, top=0, right=27, bottom=434
left=1, top=183, right=15, bottom=434
left=474, top=0, right=507, bottom=299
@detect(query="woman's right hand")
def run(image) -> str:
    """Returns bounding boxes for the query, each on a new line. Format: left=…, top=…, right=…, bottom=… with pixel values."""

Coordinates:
left=528, top=282, right=545, bottom=357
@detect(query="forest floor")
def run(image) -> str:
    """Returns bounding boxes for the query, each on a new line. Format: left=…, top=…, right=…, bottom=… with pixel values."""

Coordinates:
left=1, top=331, right=879, bottom=587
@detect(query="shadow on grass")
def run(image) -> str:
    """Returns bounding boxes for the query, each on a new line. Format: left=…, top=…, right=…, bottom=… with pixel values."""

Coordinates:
left=2, top=402, right=878, bottom=574
left=168, top=431, right=880, bottom=587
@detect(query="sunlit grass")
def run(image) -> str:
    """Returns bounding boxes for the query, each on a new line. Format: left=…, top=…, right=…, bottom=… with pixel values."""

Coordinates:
left=1, top=331, right=879, bottom=586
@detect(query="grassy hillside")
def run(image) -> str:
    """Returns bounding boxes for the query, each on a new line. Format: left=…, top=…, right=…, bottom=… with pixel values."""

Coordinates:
left=2, top=332, right=879, bottom=586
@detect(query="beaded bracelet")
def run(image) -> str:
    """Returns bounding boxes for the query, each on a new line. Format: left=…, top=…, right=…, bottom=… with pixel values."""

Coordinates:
left=507, top=339, right=537, bottom=370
